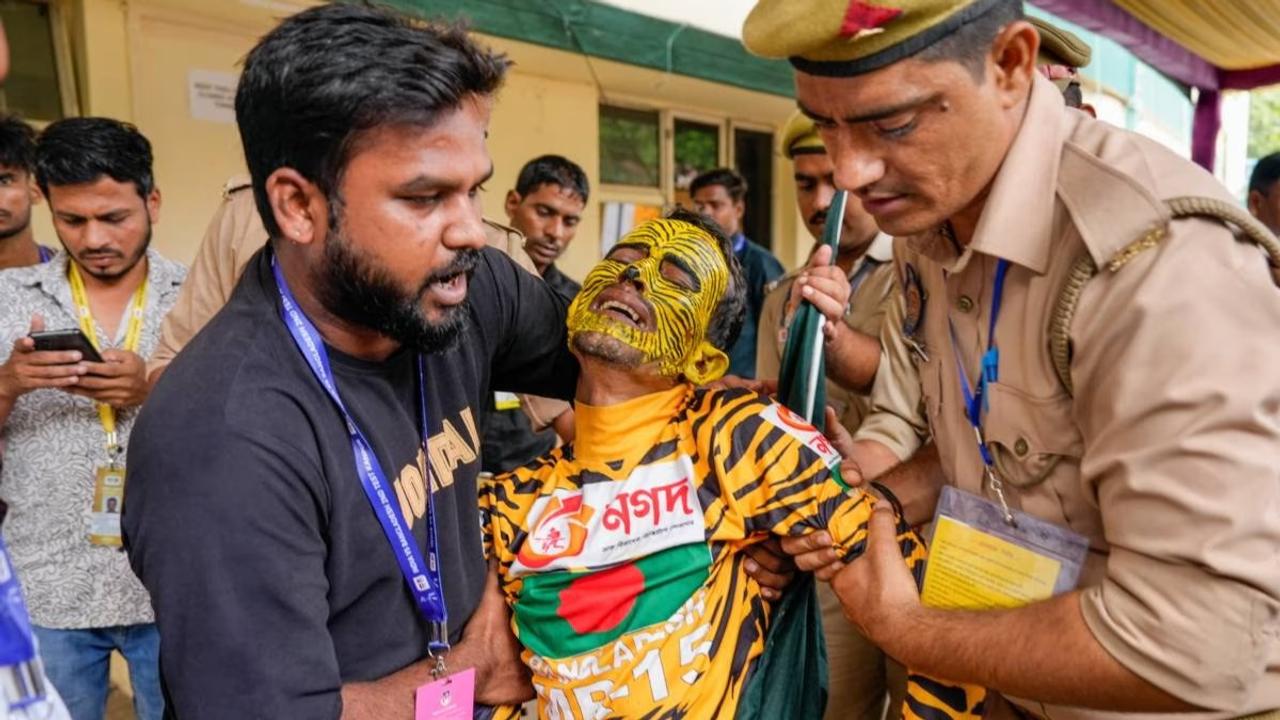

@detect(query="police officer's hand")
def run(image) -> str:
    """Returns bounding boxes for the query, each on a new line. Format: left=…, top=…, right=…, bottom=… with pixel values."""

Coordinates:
left=0, top=315, right=88, bottom=401
left=743, top=539, right=795, bottom=600
left=787, top=245, right=852, bottom=332
left=830, top=506, right=922, bottom=644
left=73, top=349, right=149, bottom=409
left=824, top=406, right=857, bottom=460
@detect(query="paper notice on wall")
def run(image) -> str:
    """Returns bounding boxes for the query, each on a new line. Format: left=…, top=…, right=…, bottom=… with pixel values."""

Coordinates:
left=600, top=202, right=663, bottom=255
left=188, top=69, right=238, bottom=124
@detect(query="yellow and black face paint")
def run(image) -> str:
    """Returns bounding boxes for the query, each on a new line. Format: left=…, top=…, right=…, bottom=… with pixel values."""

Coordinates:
left=568, top=218, right=731, bottom=384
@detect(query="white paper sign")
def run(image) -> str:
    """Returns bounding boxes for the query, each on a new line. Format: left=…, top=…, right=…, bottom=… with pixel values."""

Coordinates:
left=188, top=69, right=238, bottom=124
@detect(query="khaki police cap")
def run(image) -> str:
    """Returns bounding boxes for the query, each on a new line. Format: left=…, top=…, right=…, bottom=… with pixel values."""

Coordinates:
left=1030, top=16, right=1091, bottom=68
left=743, top=0, right=1008, bottom=76
left=779, top=111, right=826, bottom=158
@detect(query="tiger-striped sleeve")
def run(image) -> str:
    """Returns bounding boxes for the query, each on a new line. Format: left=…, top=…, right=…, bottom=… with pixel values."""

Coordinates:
left=705, top=390, right=877, bottom=557
left=478, top=471, right=499, bottom=561
left=479, top=466, right=532, bottom=564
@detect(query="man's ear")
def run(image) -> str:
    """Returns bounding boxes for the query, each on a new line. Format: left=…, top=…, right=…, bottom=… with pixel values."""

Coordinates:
left=681, top=341, right=730, bottom=386
left=504, top=190, right=521, bottom=221
left=990, top=20, right=1038, bottom=109
left=24, top=172, right=41, bottom=206
left=145, top=187, right=162, bottom=225
left=266, top=167, right=324, bottom=244
left=1249, top=189, right=1263, bottom=219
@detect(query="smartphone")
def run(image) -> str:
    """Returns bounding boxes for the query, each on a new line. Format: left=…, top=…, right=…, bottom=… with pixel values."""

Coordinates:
left=30, top=329, right=104, bottom=363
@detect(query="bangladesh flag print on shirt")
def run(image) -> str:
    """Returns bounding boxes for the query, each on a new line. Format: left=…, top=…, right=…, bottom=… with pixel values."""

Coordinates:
left=514, top=543, right=711, bottom=659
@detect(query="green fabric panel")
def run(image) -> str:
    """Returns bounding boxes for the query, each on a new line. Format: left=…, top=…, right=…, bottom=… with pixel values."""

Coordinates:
left=382, top=0, right=795, bottom=98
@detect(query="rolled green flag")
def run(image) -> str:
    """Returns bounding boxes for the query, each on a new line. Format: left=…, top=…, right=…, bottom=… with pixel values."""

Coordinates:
left=778, top=190, right=847, bottom=430
left=737, top=191, right=847, bottom=720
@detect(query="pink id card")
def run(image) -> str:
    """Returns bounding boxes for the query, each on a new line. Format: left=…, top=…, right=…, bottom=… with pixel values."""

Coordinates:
left=415, top=667, right=475, bottom=720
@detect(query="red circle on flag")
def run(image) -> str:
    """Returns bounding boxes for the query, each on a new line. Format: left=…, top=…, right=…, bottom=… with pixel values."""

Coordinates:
left=557, top=562, right=644, bottom=634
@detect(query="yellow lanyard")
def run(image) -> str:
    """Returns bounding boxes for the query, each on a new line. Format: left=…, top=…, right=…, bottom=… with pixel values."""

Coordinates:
left=67, top=261, right=148, bottom=460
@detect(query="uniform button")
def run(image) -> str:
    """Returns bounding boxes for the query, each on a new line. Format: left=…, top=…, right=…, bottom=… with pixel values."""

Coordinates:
left=957, top=295, right=974, bottom=313
left=1014, top=437, right=1029, bottom=456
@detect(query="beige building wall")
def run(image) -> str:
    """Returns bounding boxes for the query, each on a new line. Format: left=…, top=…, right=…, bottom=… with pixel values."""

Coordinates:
left=31, top=0, right=808, bottom=278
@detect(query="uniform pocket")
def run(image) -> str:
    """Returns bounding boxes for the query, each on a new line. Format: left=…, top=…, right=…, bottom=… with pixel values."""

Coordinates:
left=983, top=382, right=1082, bottom=489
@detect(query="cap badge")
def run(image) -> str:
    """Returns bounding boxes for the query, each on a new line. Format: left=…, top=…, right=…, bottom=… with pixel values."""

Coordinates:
left=839, top=1, right=903, bottom=40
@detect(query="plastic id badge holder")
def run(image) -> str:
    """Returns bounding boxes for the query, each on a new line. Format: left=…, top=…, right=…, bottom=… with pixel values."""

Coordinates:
left=921, top=486, right=1089, bottom=610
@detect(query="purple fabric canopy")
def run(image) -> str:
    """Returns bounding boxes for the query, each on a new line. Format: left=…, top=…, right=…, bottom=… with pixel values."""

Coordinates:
left=1030, top=0, right=1280, bottom=170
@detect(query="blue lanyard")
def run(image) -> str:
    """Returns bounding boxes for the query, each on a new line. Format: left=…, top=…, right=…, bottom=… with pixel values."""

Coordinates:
left=271, top=256, right=450, bottom=656
left=37, top=246, right=53, bottom=264
left=948, top=258, right=1010, bottom=467
left=847, top=257, right=879, bottom=299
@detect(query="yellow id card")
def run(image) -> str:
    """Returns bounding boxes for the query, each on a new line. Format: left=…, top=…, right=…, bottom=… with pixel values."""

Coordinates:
left=493, top=391, right=521, bottom=411
left=89, top=466, right=126, bottom=547
left=921, top=486, right=1087, bottom=611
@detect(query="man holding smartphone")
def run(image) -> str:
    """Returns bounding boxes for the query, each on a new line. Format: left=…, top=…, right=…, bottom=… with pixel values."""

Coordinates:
left=0, top=117, right=184, bottom=720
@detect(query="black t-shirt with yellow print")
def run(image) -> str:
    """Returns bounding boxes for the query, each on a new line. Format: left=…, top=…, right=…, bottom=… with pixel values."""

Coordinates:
left=125, top=246, right=577, bottom=719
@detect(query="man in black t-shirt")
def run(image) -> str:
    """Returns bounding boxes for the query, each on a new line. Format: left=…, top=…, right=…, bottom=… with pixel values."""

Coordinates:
left=122, top=5, right=576, bottom=719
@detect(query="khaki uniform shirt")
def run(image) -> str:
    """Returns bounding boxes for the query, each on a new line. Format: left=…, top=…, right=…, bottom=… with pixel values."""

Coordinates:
left=755, top=234, right=918, bottom=449
left=893, top=76, right=1280, bottom=718
left=149, top=177, right=571, bottom=429
left=853, top=250, right=930, bottom=462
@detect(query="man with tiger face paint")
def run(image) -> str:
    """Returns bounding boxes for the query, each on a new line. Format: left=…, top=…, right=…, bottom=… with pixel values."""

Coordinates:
left=481, top=210, right=982, bottom=719
left=566, top=212, right=737, bottom=386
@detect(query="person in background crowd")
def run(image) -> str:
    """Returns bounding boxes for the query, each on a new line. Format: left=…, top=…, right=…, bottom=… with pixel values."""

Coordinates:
left=691, top=167, right=783, bottom=379
left=756, top=111, right=908, bottom=720
left=0, top=117, right=184, bottom=720
left=0, top=23, right=73, bottom=720
left=1028, top=16, right=1095, bottom=116
left=506, top=154, right=587, bottom=300
left=0, top=116, right=53, bottom=269
left=1249, top=151, right=1280, bottom=235
left=745, top=0, right=1280, bottom=717
left=124, top=5, right=575, bottom=717
left=479, top=155, right=588, bottom=476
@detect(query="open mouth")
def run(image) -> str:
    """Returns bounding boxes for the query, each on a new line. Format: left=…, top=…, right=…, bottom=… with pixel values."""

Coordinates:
left=424, top=270, right=468, bottom=306
left=591, top=286, right=652, bottom=330
left=600, top=300, right=642, bottom=327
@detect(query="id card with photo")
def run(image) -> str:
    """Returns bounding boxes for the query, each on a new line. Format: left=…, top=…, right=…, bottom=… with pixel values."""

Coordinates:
left=921, top=485, right=1088, bottom=610
left=88, top=466, right=126, bottom=547
left=415, top=667, right=474, bottom=720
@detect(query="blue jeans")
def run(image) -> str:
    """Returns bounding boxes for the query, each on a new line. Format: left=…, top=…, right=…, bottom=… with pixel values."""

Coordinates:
left=32, top=624, right=163, bottom=720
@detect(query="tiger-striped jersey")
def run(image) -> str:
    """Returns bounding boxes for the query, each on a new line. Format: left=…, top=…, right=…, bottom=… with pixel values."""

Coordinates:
left=482, top=384, right=942, bottom=719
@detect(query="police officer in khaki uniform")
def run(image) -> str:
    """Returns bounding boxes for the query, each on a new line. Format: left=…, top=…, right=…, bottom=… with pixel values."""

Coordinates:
left=756, top=111, right=912, bottom=720
left=744, top=0, right=1280, bottom=717
left=850, top=15, right=1097, bottom=482
left=147, top=178, right=572, bottom=441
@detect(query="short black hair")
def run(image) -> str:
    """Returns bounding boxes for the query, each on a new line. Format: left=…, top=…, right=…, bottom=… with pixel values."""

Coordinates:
left=689, top=168, right=748, bottom=204
left=916, top=0, right=1024, bottom=80
left=515, top=154, right=590, bottom=202
left=0, top=115, right=36, bottom=173
left=665, top=207, right=746, bottom=354
left=1250, top=152, right=1280, bottom=196
left=235, top=1, right=511, bottom=237
left=34, top=117, right=155, bottom=199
